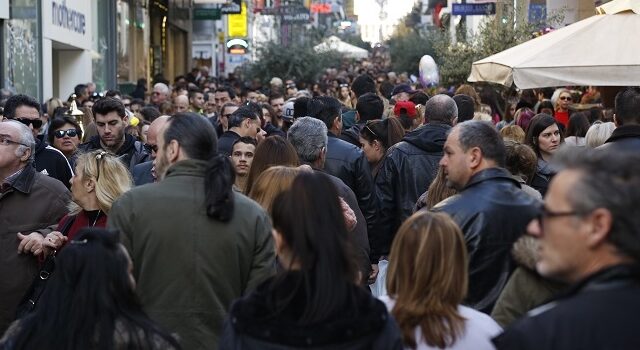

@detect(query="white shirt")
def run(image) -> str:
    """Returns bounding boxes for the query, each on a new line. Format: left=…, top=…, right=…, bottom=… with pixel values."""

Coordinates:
left=380, top=295, right=502, bottom=350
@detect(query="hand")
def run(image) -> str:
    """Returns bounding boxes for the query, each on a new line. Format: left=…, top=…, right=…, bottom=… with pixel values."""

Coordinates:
left=17, top=232, right=45, bottom=256
left=367, top=264, right=379, bottom=285
left=42, top=231, right=67, bottom=255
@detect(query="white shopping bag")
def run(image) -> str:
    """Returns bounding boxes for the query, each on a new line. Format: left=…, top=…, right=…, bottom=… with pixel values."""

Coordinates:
left=370, top=259, right=388, bottom=298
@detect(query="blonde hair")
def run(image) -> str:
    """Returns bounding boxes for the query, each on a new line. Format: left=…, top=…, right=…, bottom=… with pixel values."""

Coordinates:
left=500, top=124, right=526, bottom=143
left=585, top=121, right=616, bottom=148
left=248, top=166, right=300, bottom=215
left=69, top=150, right=133, bottom=215
left=387, top=211, right=468, bottom=349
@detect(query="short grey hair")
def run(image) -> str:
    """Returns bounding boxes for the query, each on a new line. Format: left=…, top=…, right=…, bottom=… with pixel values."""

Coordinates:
left=425, top=94, right=458, bottom=124
left=553, top=147, right=640, bottom=261
left=4, top=120, right=35, bottom=161
left=287, top=117, right=328, bottom=163
left=153, top=83, right=170, bottom=95
left=456, top=120, right=505, bottom=167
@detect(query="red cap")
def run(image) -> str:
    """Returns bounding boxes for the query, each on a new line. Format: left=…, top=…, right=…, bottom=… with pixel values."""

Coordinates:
left=394, top=101, right=417, bottom=119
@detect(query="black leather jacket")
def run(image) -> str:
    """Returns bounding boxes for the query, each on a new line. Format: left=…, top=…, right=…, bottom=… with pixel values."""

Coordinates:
left=432, top=168, right=539, bottom=314
left=324, top=133, right=377, bottom=261
left=374, top=123, right=450, bottom=259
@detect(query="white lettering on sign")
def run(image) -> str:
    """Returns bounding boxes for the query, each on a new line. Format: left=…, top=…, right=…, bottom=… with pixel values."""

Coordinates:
left=51, top=0, right=86, bottom=34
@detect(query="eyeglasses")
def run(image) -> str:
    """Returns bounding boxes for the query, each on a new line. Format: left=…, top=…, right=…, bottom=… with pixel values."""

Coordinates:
left=286, top=84, right=296, bottom=89
left=15, top=118, right=43, bottom=129
left=364, top=120, right=379, bottom=138
left=144, top=143, right=158, bottom=153
left=54, top=129, right=79, bottom=139
left=536, top=204, right=582, bottom=225
left=559, top=96, right=572, bottom=101
left=0, top=136, right=29, bottom=147
left=94, top=151, right=107, bottom=181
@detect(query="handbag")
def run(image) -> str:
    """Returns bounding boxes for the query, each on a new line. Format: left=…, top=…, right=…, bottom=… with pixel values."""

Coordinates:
left=15, top=215, right=76, bottom=318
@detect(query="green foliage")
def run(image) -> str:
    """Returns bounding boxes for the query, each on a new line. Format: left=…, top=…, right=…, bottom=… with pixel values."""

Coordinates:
left=388, top=29, right=437, bottom=76
left=243, top=40, right=344, bottom=85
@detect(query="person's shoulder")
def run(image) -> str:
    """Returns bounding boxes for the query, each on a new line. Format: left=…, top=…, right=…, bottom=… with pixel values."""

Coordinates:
left=233, top=191, right=269, bottom=217
left=33, top=171, right=69, bottom=194
left=459, top=305, right=502, bottom=334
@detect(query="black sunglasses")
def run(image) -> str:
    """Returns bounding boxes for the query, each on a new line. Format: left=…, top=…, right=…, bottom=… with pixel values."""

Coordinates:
left=16, top=118, right=43, bottom=128
left=144, top=143, right=158, bottom=153
left=54, top=129, right=79, bottom=138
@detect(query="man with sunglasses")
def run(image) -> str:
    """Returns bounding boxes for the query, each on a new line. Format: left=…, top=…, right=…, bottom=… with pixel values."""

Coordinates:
left=3, top=94, right=73, bottom=188
left=78, top=97, right=149, bottom=172
left=494, top=148, right=640, bottom=349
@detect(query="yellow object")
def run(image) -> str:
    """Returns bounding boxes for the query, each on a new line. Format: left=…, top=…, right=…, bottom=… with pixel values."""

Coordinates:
left=130, top=116, right=140, bottom=127
left=227, top=2, right=247, bottom=38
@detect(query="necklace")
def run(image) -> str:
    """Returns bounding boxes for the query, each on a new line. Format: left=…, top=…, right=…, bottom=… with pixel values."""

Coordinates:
left=88, top=210, right=101, bottom=227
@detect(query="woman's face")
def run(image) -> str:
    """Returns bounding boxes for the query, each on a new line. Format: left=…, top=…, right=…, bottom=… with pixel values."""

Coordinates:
left=53, top=123, right=80, bottom=156
left=360, top=137, right=384, bottom=164
left=262, top=108, right=271, bottom=123
left=340, top=86, right=350, bottom=99
left=70, top=162, right=93, bottom=207
left=537, top=123, right=561, bottom=156
left=558, top=93, right=572, bottom=110
left=141, top=124, right=150, bottom=143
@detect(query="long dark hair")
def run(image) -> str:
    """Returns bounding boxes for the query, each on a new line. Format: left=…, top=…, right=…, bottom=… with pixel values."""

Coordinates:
left=47, top=116, right=82, bottom=145
left=359, top=118, right=405, bottom=151
left=10, top=228, right=180, bottom=349
left=269, top=172, right=358, bottom=324
left=244, top=135, right=300, bottom=195
left=525, top=113, right=564, bottom=157
left=165, top=113, right=235, bottom=221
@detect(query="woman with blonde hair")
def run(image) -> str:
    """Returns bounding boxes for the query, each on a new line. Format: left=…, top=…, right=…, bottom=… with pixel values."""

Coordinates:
left=585, top=121, right=616, bottom=148
left=248, top=166, right=301, bottom=215
left=42, top=150, right=133, bottom=252
left=383, top=211, right=501, bottom=349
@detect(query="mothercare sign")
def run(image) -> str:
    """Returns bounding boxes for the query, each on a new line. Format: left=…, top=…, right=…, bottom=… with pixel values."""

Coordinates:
left=42, top=0, right=91, bottom=50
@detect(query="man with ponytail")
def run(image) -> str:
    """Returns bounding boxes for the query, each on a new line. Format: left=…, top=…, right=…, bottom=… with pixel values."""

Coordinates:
left=108, top=112, right=275, bottom=350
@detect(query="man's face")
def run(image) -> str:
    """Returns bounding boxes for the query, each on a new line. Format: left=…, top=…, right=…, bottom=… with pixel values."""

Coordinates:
left=173, top=97, right=189, bottom=113
left=215, top=91, right=231, bottom=112
left=270, top=98, right=285, bottom=117
left=153, top=124, right=171, bottom=180
left=231, top=142, right=255, bottom=177
left=152, top=88, right=168, bottom=104
left=190, top=93, right=205, bottom=109
left=439, top=128, right=472, bottom=191
left=242, top=117, right=261, bottom=139
left=0, top=123, right=27, bottom=171
left=95, top=111, right=127, bottom=148
left=205, top=93, right=217, bottom=114
left=121, top=98, right=132, bottom=110
left=246, top=91, right=259, bottom=103
left=393, top=92, right=410, bottom=102
left=14, top=105, right=41, bottom=139
left=527, top=170, right=592, bottom=283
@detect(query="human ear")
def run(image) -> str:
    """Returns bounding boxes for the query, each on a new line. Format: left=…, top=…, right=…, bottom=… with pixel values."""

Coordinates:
left=469, top=147, right=482, bottom=168
left=585, top=208, right=613, bottom=249
left=167, top=139, right=180, bottom=162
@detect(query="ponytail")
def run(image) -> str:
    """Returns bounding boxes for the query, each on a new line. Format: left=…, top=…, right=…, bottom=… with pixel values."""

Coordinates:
left=205, top=155, right=235, bottom=222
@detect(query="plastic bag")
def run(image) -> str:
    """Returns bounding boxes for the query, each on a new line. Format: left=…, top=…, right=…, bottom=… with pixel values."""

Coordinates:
left=370, top=259, right=389, bottom=298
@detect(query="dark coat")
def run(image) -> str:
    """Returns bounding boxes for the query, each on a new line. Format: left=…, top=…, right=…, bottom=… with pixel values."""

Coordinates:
left=132, top=160, right=155, bottom=186
left=324, top=133, right=377, bottom=262
left=34, top=139, right=73, bottom=189
left=218, top=130, right=241, bottom=156
left=374, top=122, right=450, bottom=259
left=78, top=134, right=149, bottom=171
left=263, top=123, right=286, bottom=139
left=530, top=158, right=556, bottom=196
left=432, top=168, right=539, bottom=314
left=219, top=273, right=403, bottom=350
left=598, top=124, right=640, bottom=152
left=108, top=159, right=275, bottom=349
left=493, top=264, right=640, bottom=350
left=339, top=123, right=364, bottom=148
left=0, top=165, right=69, bottom=333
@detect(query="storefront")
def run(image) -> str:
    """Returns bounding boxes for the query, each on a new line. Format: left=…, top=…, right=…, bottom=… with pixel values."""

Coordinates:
left=1, top=0, right=116, bottom=102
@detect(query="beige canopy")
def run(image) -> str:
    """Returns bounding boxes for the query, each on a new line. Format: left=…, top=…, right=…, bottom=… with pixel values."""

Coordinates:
left=468, top=0, right=640, bottom=88
left=314, top=36, right=369, bottom=59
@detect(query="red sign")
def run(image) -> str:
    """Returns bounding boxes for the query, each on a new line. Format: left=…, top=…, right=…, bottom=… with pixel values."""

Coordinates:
left=310, top=3, right=331, bottom=13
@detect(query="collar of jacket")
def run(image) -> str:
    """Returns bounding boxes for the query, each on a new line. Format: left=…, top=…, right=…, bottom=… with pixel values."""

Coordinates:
left=562, top=264, right=640, bottom=298
left=464, top=167, right=519, bottom=190
left=605, top=124, right=640, bottom=144
left=164, top=159, right=210, bottom=178
left=9, top=163, right=36, bottom=194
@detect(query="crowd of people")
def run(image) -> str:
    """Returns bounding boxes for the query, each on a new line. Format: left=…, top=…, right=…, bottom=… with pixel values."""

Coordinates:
left=1, top=62, right=640, bottom=349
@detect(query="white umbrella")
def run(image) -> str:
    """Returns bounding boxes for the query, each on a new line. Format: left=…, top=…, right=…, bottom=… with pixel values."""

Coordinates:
left=314, top=36, right=369, bottom=59
left=468, top=0, right=640, bottom=88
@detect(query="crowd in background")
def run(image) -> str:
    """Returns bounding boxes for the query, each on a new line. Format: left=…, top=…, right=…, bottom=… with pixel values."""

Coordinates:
left=1, top=54, right=640, bottom=350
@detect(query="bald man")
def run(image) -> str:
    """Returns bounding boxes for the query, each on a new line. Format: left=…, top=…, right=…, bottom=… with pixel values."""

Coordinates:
left=131, top=115, right=170, bottom=186
left=173, top=95, right=189, bottom=114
